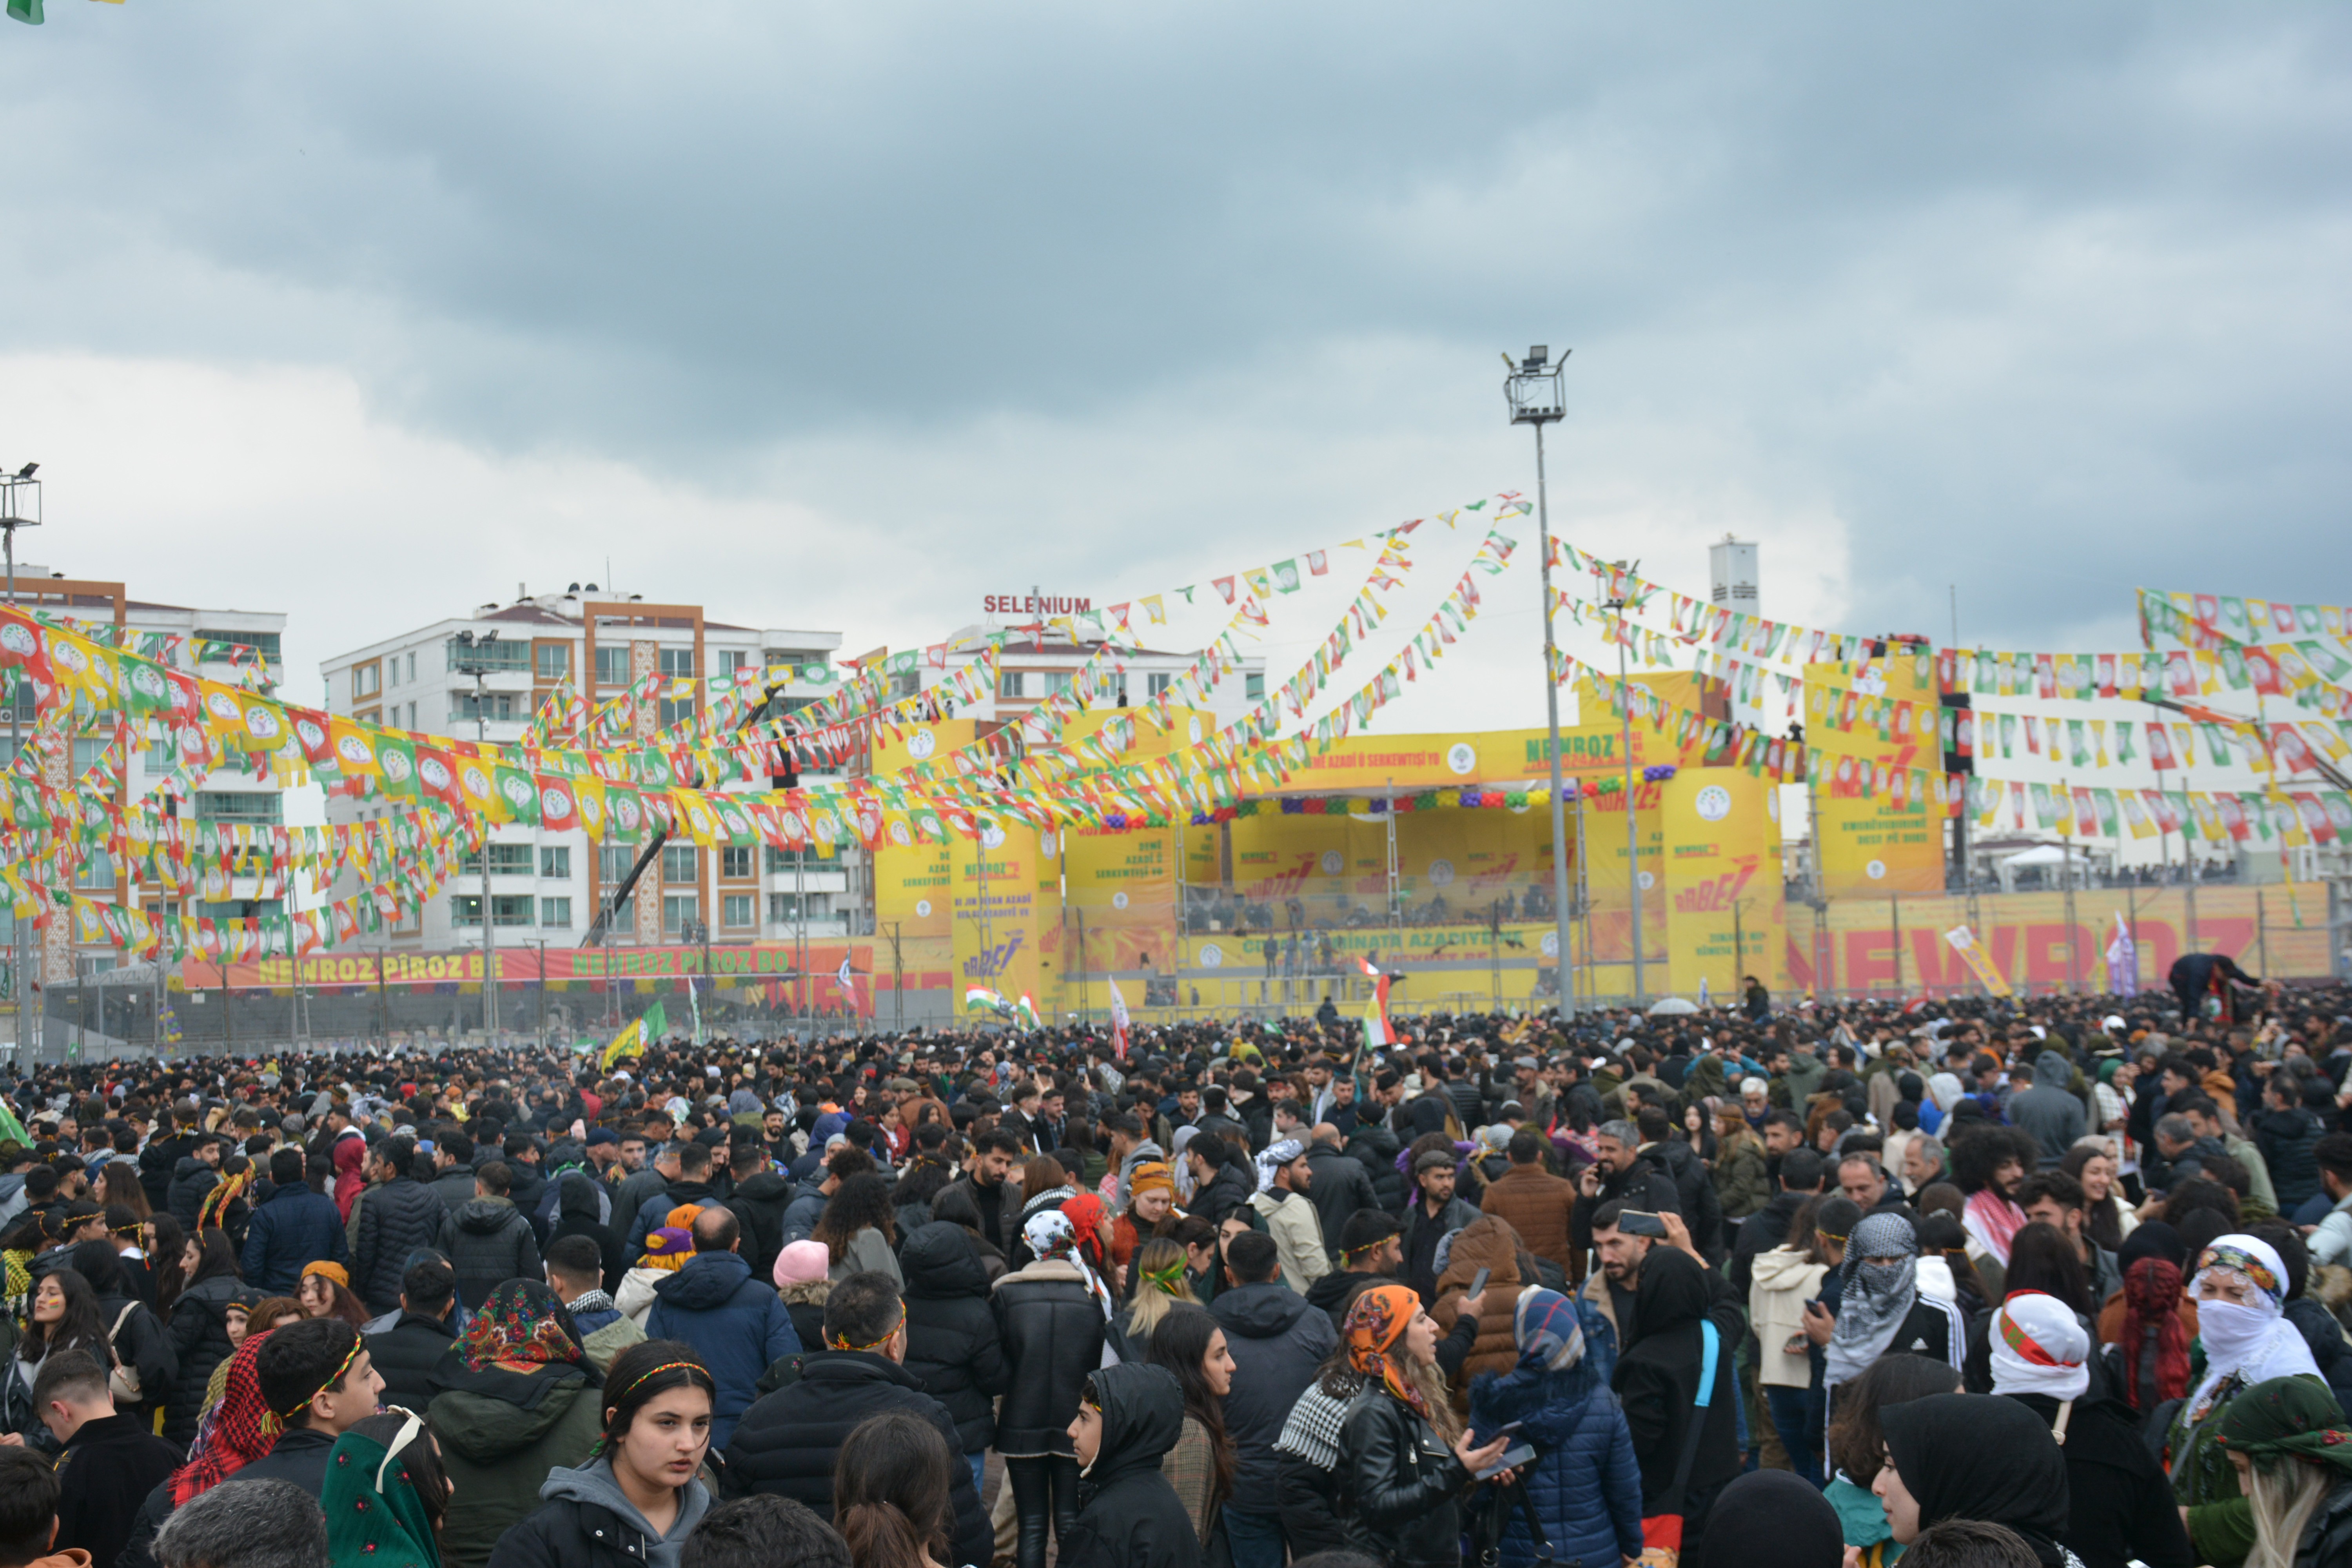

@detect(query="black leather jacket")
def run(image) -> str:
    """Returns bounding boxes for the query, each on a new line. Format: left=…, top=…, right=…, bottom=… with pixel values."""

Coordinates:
left=1339, top=1384, right=1472, bottom=1568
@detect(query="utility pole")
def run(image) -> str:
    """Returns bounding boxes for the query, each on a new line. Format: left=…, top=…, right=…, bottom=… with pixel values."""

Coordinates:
left=2061, top=779, right=2080, bottom=995
left=1607, top=570, right=1645, bottom=1005
left=448, top=630, right=502, bottom=1044
left=2, top=465, right=40, bottom=1062
left=1503, top=347, right=1579, bottom=1017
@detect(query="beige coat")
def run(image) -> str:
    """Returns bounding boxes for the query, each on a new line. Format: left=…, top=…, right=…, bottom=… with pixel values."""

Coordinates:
left=1748, top=1245, right=1828, bottom=1389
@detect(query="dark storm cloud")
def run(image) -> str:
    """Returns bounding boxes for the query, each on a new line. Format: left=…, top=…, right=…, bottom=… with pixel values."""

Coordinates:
left=0, top=0, right=2343, bottom=652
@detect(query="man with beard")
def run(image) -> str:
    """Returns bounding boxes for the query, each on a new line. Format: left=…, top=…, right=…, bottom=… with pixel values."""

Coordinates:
left=1399, top=1147, right=1480, bottom=1307
left=1569, top=1120, right=1681, bottom=1264
left=1576, top=1199, right=1655, bottom=1366
left=1759, top=1109, right=1806, bottom=1190
left=1951, top=1126, right=2034, bottom=1270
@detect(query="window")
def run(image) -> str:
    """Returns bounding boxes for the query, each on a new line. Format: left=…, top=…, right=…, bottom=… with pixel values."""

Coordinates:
left=1042, top=671, right=1073, bottom=697
left=720, top=846, right=754, bottom=880
left=658, top=696, right=697, bottom=729
left=1245, top=672, right=1265, bottom=699
left=595, top=646, right=631, bottom=686
left=720, top=649, right=750, bottom=673
left=765, top=846, right=821, bottom=873
left=446, top=637, right=529, bottom=672
left=888, top=671, right=920, bottom=699
left=536, top=642, right=571, bottom=681
left=540, top=897, right=573, bottom=928
left=81, top=858, right=115, bottom=892
left=462, top=843, right=535, bottom=876
left=387, top=657, right=400, bottom=688
left=599, top=846, right=641, bottom=886
left=352, top=663, right=380, bottom=699
left=770, top=893, right=831, bottom=923
left=1147, top=673, right=1172, bottom=697
left=451, top=693, right=518, bottom=722
left=662, top=895, right=697, bottom=935
left=661, top=845, right=699, bottom=884
left=540, top=846, right=572, bottom=880
left=73, top=738, right=109, bottom=776
left=998, top=671, right=1027, bottom=699
left=196, top=630, right=283, bottom=662
left=449, top=894, right=534, bottom=927
left=659, top=648, right=695, bottom=678
left=722, top=893, right=756, bottom=929
left=195, top=791, right=281, bottom=826
left=405, top=652, right=417, bottom=684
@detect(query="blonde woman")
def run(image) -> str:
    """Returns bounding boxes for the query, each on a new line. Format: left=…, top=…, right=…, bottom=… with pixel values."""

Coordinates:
left=1116, top=1237, right=1201, bottom=1357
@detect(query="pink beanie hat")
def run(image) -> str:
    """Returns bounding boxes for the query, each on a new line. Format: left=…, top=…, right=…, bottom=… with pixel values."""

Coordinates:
left=773, top=1238, right=831, bottom=1288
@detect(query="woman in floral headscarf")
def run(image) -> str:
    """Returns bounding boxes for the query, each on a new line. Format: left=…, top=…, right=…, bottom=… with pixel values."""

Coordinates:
left=1336, top=1282, right=1514, bottom=1568
left=2167, top=1235, right=2328, bottom=1568
left=425, top=1279, right=603, bottom=1568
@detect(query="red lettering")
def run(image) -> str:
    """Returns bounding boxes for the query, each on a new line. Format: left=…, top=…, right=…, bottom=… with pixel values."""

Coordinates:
left=1843, top=929, right=1900, bottom=993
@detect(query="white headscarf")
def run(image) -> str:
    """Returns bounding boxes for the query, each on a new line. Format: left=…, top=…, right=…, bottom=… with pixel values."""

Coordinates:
left=1255, top=1138, right=1306, bottom=1194
left=1927, top=1072, right=1967, bottom=1112
left=1170, top=1125, right=1201, bottom=1201
left=1989, top=1290, right=2090, bottom=1402
left=2184, top=1233, right=2322, bottom=1424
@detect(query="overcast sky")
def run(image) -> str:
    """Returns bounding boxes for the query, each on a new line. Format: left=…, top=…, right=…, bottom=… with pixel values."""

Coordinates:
left=0, top=1, right=2343, bottom=740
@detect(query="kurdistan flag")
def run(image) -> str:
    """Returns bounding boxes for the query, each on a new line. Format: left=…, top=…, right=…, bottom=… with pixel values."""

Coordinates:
left=601, top=999, right=669, bottom=1069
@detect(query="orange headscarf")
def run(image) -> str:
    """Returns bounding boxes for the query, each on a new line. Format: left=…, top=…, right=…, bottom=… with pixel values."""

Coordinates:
left=1343, top=1283, right=1428, bottom=1418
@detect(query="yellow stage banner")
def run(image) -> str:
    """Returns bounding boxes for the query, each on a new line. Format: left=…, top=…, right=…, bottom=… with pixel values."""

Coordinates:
left=1662, top=768, right=1787, bottom=996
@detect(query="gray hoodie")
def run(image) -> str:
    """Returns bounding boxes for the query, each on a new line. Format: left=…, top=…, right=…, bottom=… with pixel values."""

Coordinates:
left=538, top=1456, right=711, bottom=1568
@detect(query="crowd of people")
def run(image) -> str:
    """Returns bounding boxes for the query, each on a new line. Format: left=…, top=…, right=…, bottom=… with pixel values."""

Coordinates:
left=4, top=969, right=2352, bottom=1568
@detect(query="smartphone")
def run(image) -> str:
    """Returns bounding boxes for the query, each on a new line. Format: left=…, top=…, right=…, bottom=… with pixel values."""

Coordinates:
left=1617, top=1209, right=1669, bottom=1240
left=1476, top=1443, right=1538, bottom=1480
left=1468, top=1267, right=1492, bottom=1301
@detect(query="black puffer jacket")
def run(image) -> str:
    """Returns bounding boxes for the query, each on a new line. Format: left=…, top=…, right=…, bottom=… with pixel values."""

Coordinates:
left=1211, top=1279, right=1339, bottom=1516
left=991, top=1257, right=1108, bottom=1457
left=719, top=1352, right=993, bottom=1568
left=1056, top=1362, right=1202, bottom=1568
left=436, top=1197, right=543, bottom=1310
left=548, top=1175, right=629, bottom=1295
left=724, top=1171, right=792, bottom=1281
left=1189, top=1160, right=1255, bottom=1227
left=352, top=1173, right=448, bottom=1312
left=365, top=1308, right=458, bottom=1414
left=167, top=1157, right=218, bottom=1230
left=162, top=1273, right=247, bottom=1445
left=1339, top=1381, right=1472, bottom=1568
left=900, top=1220, right=1012, bottom=1454
left=1303, top=1142, right=1377, bottom=1260
left=2256, top=1106, right=2328, bottom=1213
left=1347, top=1122, right=1406, bottom=1212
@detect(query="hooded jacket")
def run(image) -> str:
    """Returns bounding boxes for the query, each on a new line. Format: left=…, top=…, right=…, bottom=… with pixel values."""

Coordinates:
left=2009, top=1052, right=2089, bottom=1166
left=548, top=1175, right=629, bottom=1295
left=1432, top=1218, right=1528, bottom=1397
left=1612, top=1248, right=1744, bottom=1517
left=1748, top=1246, right=1829, bottom=1390
left=717, top=1351, right=991, bottom=1568
left=161, top=1273, right=249, bottom=1446
left=240, top=1181, right=351, bottom=1296
left=1189, top=1160, right=1254, bottom=1227
left=1347, top=1122, right=1406, bottom=1212
left=641, top=1249, right=800, bottom=1449
left=1303, top=1141, right=1377, bottom=1259
left=485, top=1455, right=710, bottom=1568
left=1210, top=1279, right=1338, bottom=1516
left=1645, top=1138, right=1725, bottom=1260
left=351, top=1173, right=449, bottom=1312
left=899, top=1220, right=1012, bottom=1454
left=436, top=1196, right=543, bottom=1310
left=1468, top=1334, right=1645, bottom=1568
left=428, top=1357, right=607, bottom=1568
left=722, top=1170, right=792, bottom=1279
left=1055, top=1362, right=1202, bottom=1568
left=1247, top=1186, right=1330, bottom=1294
left=364, top=1308, right=457, bottom=1414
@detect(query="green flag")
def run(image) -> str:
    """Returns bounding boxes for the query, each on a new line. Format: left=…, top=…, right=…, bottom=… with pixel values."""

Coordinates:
left=8, top=0, right=45, bottom=25
left=0, top=1098, right=27, bottom=1147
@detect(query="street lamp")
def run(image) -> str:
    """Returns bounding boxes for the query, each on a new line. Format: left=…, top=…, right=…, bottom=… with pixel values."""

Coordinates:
left=2, top=466, right=39, bottom=1062
left=449, top=629, right=502, bottom=1044
left=1503, top=347, right=1577, bottom=1016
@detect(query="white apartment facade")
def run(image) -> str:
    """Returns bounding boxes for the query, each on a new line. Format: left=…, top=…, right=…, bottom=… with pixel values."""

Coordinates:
left=319, top=588, right=848, bottom=956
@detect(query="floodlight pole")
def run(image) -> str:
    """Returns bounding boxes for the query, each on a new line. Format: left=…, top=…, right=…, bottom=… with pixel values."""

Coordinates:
left=1505, top=348, right=1578, bottom=1019
left=2, top=472, right=39, bottom=1062
left=451, top=631, right=501, bottom=1045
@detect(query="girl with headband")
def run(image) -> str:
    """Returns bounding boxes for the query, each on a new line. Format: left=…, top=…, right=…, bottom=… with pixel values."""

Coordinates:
left=488, top=1340, right=715, bottom=1568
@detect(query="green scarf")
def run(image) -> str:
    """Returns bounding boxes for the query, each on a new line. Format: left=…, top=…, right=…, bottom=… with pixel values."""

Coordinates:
left=323, top=1425, right=441, bottom=1568
left=2217, top=1375, right=2352, bottom=1479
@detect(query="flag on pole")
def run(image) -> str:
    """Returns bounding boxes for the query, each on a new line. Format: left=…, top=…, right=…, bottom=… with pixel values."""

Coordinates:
left=0, top=1097, right=27, bottom=1147
left=601, top=999, right=667, bottom=1069
left=2105, top=913, right=2139, bottom=996
left=1358, top=957, right=1395, bottom=1049
left=1107, top=978, right=1131, bottom=1060
left=1016, top=994, right=1041, bottom=1031
left=837, top=956, right=856, bottom=994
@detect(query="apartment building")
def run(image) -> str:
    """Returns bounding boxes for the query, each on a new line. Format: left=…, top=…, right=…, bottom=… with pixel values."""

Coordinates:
left=319, top=587, right=848, bottom=954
